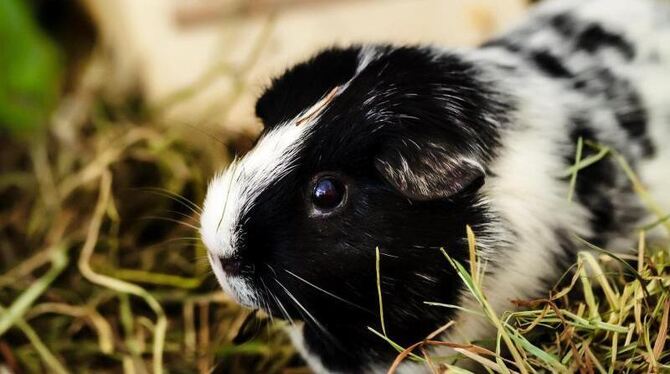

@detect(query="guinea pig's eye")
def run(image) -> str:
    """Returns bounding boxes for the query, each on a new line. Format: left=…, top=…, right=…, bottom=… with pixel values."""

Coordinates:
left=311, top=176, right=346, bottom=212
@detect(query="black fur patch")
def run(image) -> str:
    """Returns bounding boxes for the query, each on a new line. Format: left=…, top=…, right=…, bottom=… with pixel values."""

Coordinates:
left=575, top=67, right=656, bottom=158
left=531, top=50, right=573, bottom=78
left=549, top=13, right=578, bottom=38
left=240, top=46, right=511, bottom=372
left=575, top=24, right=636, bottom=60
left=563, top=114, right=647, bottom=248
left=549, top=13, right=636, bottom=60
left=565, top=116, right=618, bottom=246
left=255, top=47, right=361, bottom=128
left=481, top=38, right=522, bottom=53
left=610, top=87, right=654, bottom=156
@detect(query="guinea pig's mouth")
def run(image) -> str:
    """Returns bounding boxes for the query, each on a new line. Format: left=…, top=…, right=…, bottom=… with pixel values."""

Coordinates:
left=208, top=252, right=260, bottom=309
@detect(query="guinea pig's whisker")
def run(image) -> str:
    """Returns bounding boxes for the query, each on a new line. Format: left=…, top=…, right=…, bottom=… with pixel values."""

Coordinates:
left=184, top=123, right=228, bottom=147
left=274, top=278, right=332, bottom=339
left=260, top=277, right=285, bottom=324
left=262, top=299, right=274, bottom=324
left=194, top=258, right=213, bottom=269
left=265, top=264, right=279, bottom=277
left=258, top=278, right=275, bottom=324
left=171, top=236, right=202, bottom=241
left=217, top=158, right=239, bottom=232
left=138, top=187, right=202, bottom=216
left=163, top=209, right=199, bottom=222
left=141, top=216, right=200, bottom=231
left=410, top=244, right=443, bottom=250
left=266, top=283, right=294, bottom=326
left=274, top=295, right=294, bottom=326
left=285, top=269, right=372, bottom=314
left=145, top=236, right=201, bottom=251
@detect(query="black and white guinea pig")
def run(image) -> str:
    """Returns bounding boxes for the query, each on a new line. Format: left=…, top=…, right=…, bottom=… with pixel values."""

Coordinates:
left=201, top=0, right=670, bottom=372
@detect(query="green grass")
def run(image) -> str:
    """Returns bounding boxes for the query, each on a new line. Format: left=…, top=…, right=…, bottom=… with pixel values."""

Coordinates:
left=0, top=45, right=297, bottom=372
left=1, top=11, right=669, bottom=372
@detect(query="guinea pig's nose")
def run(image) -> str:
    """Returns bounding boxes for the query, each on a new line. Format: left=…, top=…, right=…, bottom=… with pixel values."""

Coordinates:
left=219, top=256, right=242, bottom=276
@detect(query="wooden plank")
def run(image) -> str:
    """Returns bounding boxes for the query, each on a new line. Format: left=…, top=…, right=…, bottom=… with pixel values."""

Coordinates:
left=81, top=0, right=528, bottom=134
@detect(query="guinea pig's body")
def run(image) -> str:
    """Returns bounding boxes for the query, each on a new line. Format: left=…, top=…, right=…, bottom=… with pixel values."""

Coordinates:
left=201, top=0, right=670, bottom=372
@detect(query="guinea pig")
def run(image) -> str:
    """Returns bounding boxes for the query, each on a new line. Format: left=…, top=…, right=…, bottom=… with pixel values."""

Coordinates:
left=200, top=0, right=670, bottom=372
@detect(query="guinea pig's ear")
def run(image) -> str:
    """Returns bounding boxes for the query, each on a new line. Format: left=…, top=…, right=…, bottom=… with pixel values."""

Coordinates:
left=375, top=140, right=486, bottom=201
left=255, top=46, right=362, bottom=128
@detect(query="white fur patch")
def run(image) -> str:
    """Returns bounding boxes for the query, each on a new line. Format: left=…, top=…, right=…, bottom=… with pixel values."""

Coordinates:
left=430, top=0, right=670, bottom=357
left=201, top=123, right=310, bottom=305
left=207, top=252, right=260, bottom=307
left=201, top=87, right=349, bottom=305
left=201, top=122, right=308, bottom=258
left=447, top=80, right=592, bottom=343
left=285, top=325, right=333, bottom=374
left=357, top=45, right=383, bottom=74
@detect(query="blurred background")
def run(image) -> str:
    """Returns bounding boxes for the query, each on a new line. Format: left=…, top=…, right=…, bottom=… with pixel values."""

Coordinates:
left=0, top=0, right=526, bottom=372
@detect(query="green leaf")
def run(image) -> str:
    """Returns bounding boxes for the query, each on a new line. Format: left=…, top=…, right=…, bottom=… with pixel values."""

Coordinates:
left=0, top=0, right=62, bottom=136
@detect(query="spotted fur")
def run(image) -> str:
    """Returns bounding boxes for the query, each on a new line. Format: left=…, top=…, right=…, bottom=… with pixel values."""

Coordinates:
left=201, top=0, right=670, bottom=372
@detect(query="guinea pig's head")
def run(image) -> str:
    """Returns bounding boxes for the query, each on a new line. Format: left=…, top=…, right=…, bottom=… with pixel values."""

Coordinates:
left=201, top=45, right=507, bottom=371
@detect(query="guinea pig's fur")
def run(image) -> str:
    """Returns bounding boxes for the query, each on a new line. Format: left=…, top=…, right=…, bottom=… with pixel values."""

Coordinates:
left=200, top=0, right=670, bottom=372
